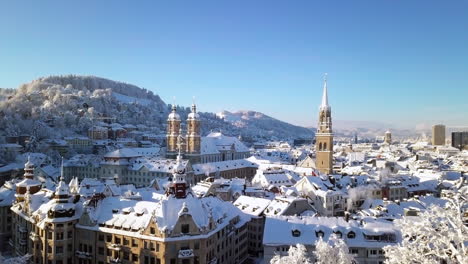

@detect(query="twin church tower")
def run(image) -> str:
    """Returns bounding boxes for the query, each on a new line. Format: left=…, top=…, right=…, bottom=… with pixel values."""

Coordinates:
left=166, top=103, right=201, bottom=163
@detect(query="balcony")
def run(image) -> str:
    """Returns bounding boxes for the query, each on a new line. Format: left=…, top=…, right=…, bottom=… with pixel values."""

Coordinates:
left=109, top=258, right=122, bottom=264
left=178, top=249, right=194, bottom=258
left=109, top=244, right=122, bottom=251
left=29, top=233, right=40, bottom=242
left=75, top=251, right=93, bottom=259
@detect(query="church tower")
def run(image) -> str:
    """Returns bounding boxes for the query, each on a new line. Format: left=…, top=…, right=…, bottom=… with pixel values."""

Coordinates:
left=166, top=105, right=181, bottom=159
left=186, top=102, right=201, bottom=163
left=315, top=74, right=334, bottom=174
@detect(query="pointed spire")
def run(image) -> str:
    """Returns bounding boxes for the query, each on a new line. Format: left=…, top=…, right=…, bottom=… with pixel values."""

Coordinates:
left=191, top=96, right=197, bottom=113
left=60, top=156, right=64, bottom=181
left=320, top=73, right=330, bottom=110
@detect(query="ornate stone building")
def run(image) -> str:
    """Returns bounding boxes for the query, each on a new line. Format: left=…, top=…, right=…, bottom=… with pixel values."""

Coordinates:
left=11, top=155, right=250, bottom=264
left=11, top=161, right=80, bottom=264
left=315, top=75, right=334, bottom=174
left=166, top=103, right=250, bottom=165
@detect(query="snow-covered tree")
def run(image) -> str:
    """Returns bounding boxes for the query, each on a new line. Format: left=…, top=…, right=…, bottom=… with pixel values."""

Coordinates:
left=270, top=244, right=313, bottom=264
left=384, top=190, right=467, bottom=264
left=315, top=237, right=355, bottom=264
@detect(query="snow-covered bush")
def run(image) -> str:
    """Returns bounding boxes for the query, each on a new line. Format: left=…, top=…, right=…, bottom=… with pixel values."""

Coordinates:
left=270, top=244, right=313, bottom=264
left=384, top=190, right=467, bottom=264
left=315, top=237, right=354, bottom=264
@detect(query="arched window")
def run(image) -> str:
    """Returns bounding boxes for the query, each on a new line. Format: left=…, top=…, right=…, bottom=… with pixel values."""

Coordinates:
left=319, top=142, right=323, bottom=151
left=323, top=143, right=327, bottom=151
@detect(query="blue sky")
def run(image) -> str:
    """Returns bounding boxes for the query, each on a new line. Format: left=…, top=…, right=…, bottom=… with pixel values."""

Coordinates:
left=0, top=1, right=467, bottom=129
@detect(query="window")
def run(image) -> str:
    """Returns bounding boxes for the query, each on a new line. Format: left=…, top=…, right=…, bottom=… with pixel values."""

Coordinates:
left=56, top=246, right=63, bottom=254
left=150, top=227, right=155, bottom=234
left=98, top=234, right=104, bottom=241
left=132, top=254, right=138, bottom=261
left=315, top=230, right=324, bottom=238
left=347, top=231, right=356, bottom=239
left=291, top=229, right=301, bottom=237
left=98, top=247, right=104, bottom=255
left=181, top=224, right=190, bottom=234
left=106, top=235, right=112, bottom=242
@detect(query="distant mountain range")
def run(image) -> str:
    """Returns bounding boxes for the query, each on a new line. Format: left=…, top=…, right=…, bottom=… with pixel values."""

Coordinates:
left=0, top=75, right=313, bottom=142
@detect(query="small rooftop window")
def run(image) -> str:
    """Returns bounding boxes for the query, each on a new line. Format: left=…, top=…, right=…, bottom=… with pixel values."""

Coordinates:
left=316, top=230, right=324, bottom=238
left=292, top=229, right=301, bottom=237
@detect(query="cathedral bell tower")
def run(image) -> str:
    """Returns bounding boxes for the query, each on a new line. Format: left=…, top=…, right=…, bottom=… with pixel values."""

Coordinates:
left=315, top=74, right=334, bottom=174
left=186, top=102, right=201, bottom=163
left=166, top=105, right=181, bottom=159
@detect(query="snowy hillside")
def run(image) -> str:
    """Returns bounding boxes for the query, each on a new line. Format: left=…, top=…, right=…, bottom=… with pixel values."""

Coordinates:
left=217, top=110, right=313, bottom=141
left=0, top=75, right=313, bottom=142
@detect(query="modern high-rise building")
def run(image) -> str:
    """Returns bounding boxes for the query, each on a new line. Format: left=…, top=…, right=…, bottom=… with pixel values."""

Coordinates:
left=315, top=75, right=334, bottom=175
left=432, top=124, right=446, bottom=146
left=451, top=131, right=468, bottom=150
left=384, top=130, right=392, bottom=144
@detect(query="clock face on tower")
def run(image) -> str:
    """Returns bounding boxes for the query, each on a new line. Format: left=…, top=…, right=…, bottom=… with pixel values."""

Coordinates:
left=178, top=168, right=185, bottom=174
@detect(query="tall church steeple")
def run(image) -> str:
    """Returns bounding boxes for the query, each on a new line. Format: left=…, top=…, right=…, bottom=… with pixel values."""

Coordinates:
left=315, top=74, right=334, bottom=174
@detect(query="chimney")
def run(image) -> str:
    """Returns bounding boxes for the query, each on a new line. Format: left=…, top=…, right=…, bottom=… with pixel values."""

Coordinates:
left=344, top=212, right=350, bottom=222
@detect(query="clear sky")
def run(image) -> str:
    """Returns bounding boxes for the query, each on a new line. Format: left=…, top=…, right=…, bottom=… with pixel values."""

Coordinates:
left=0, top=0, right=467, bottom=129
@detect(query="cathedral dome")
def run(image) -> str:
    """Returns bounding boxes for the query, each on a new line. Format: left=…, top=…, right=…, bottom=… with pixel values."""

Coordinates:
left=168, top=105, right=181, bottom=121
left=168, top=112, right=181, bottom=121
left=187, top=112, right=200, bottom=120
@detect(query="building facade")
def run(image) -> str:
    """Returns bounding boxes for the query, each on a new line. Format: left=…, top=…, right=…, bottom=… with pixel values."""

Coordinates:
left=451, top=131, right=468, bottom=150
left=384, top=131, right=392, bottom=144
left=432, top=124, right=445, bottom=146
left=315, top=76, right=334, bottom=175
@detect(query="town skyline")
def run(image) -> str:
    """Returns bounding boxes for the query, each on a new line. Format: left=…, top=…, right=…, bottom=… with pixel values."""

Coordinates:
left=1, top=1, right=467, bottom=128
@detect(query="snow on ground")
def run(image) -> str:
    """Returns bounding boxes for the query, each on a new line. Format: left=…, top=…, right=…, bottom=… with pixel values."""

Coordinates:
left=113, top=92, right=153, bottom=106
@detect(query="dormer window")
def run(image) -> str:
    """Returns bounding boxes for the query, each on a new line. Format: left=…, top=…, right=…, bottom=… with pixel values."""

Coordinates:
left=347, top=231, right=356, bottom=239
left=181, top=224, right=189, bottom=234
left=316, top=230, right=324, bottom=238
left=292, top=229, right=301, bottom=237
